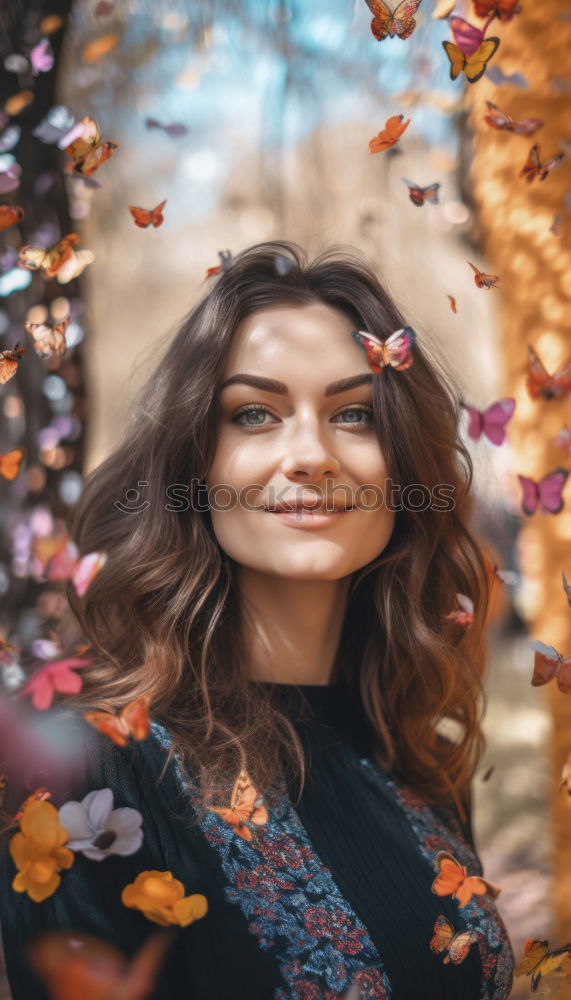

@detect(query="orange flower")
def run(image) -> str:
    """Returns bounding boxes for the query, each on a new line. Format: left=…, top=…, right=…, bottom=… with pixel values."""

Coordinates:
left=9, top=799, right=74, bottom=902
left=121, top=870, right=208, bottom=927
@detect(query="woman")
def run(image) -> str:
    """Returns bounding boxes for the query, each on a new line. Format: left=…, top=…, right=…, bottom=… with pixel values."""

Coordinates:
left=0, top=241, right=514, bottom=999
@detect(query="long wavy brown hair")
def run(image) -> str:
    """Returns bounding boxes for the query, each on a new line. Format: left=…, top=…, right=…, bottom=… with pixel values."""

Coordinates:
left=59, top=239, right=491, bottom=822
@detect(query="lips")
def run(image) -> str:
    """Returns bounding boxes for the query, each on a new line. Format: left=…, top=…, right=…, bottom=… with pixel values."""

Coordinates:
left=265, top=504, right=354, bottom=513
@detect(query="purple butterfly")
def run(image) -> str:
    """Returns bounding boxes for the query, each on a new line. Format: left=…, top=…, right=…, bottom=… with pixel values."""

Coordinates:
left=462, top=398, right=515, bottom=446
left=517, top=468, right=569, bottom=516
left=30, top=38, right=54, bottom=75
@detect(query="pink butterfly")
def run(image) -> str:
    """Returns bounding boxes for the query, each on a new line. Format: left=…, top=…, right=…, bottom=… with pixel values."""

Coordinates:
left=30, top=38, right=54, bottom=75
left=530, top=640, right=571, bottom=693
left=462, top=398, right=515, bottom=445
left=449, top=15, right=487, bottom=55
left=351, top=326, right=417, bottom=374
left=40, top=538, right=107, bottom=597
left=20, top=656, right=91, bottom=710
left=517, top=468, right=569, bottom=516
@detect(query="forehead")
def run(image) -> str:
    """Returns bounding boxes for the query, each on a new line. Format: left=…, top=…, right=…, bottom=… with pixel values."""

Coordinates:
left=222, top=302, right=367, bottom=376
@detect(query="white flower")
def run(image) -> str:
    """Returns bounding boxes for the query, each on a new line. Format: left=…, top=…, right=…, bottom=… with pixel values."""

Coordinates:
left=59, top=788, right=143, bottom=861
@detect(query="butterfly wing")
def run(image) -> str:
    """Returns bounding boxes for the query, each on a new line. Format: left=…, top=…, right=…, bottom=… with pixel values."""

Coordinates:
left=429, top=915, right=454, bottom=955
left=83, top=710, right=130, bottom=747
left=511, top=117, right=544, bottom=136
left=391, top=0, right=422, bottom=39
left=422, top=183, right=440, bottom=204
left=363, top=0, right=395, bottom=40
left=538, top=468, right=569, bottom=515
left=463, top=404, right=484, bottom=441
left=526, top=344, right=551, bottom=400
left=481, top=397, right=516, bottom=445
left=517, top=474, right=540, bottom=516
left=515, top=939, right=550, bottom=977
left=539, top=153, right=565, bottom=181
left=431, top=852, right=465, bottom=898
left=483, top=100, right=512, bottom=130
left=231, top=770, right=269, bottom=828
left=369, top=115, right=410, bottom=152
left=520, top=144, right=542, bottom=182
left=65, top=115, right=100, bottom=162
left=546, top=357, right=571, bottom=400
left=351, top=330, right=387, bottom=374
left=128, top=206, right=152, bottom=228
left=447, top=931, right=480, bottom=965
left=72, top=141, right=117, bottom=177
left=121, top=694, right=151, bottom=742
left=447, top=295, right=457, bottom=313
left=55, top=249, right=95, bottom=284
left=449, top=15, right=483, bottom=55
left=496, top=0, right=521, bottom=21
left=383, top=326, right=416, bottom=370
left=464, top=38, right=500, bottom=83
left=150, top=199, right=167, bottom=227
left=402, top=178, right=424, bottom=206
left=0, top=447, right=26, bottom=480
left=530, top=640, right=561, bottom=687
left=442, top=42, right=466, bottom=80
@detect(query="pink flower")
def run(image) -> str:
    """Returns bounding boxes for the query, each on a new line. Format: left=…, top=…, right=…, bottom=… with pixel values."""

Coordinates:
left=20, top=657, right=90, bottom=710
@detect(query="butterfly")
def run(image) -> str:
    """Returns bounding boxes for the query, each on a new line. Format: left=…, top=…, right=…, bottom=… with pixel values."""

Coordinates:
left=447, top=294, right=458, bottom=313
left=562, top=569, right=571, bottom=607
left=445, top=594, right=474, bottom=627
left=514, top=938, right=571, bottom=995
left=468, top=261, right=500, bottom=289
left=362, top=0, right=423, bottom=41
left=369, top=114, right=410, bottom=153
left=64, top=115, right=118, bottom=176
left=472, top=0, right=521, bottom=21
left=145, top=117, right=189, bottom=138
left=429, top=914, right=480, bottom=964
left=530, top=641, right=571, bottom=693
left=461, top=398, right=515, bottom=445
left=27, top=929, right=173, bottom=1000
left=520, top=145, right=565, bottom=182
left=526, top=345, right=571, bottom=402
left=24, top=315, right=70, bottom=358
left=446, top=12, right=504, bottom=79
left=128, top=199, right=167, bottom=229
left=0, top=343, right=26, bottom=384
left=486, top=65, right=528, bottom=88
left=401, top=178, right=440, bottom=206
left=431, top=850, right=501, bottom=907
left=18, top=233, right=95, bottom=284
left=207, top=769, right=269, bottom=842
left=518, top=469, right=569, bottom=516
left=35, top=537, right=107, bottom=597
left=483, top=100, right=543, bottom=136
left=0, top=446, right=26, bottom=480
left=205, top=250, right=234, bottom=278
left=84, top=694, right=151, bottom=747
left=30, top=38, right=55, bottom=75
left=0, top=205, right=24, bottom=231
left=351, top=326, right=416, bottom=374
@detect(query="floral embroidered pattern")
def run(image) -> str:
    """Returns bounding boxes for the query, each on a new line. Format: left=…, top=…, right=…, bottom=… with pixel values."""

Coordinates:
left=358, top=760, right=515, bottom=1000
left=151, top=723, right=389, bottom=999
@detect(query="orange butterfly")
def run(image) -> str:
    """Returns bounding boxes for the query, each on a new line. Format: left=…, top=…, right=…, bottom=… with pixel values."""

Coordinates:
left=468, top=261, right=500, bottom=289
left=0, top=446, right=25, bottom=480
left=363, top=0, right=423, bottom=41
left=0, top=205, right=24, bottom=231
left=84, top=694, right=151, bottom=747
left=472, top=0, right=521, bottom=21
left=447, top=295, right=458, bottom=313
left=429, top=915, right=480, bottom=964
left=24, top=316, right=70, bottom=357
left=369, top=114, right=410, bottom=153
left=27, top=929, right=173, bottom=1000
left=0, top=343, right=26, bottom=384
left=520, top=145, right=565, bottom=182
left=431, top=850, right=501, bottom=907
left=18, top=233, right=94, bottom=283
left=64, top=115, right=118, bottom=176
left=526, top=345, right=571, bottom=402
left=128, top=199, right=167, bottom=229
left=207, top=768, right=269, bottom=842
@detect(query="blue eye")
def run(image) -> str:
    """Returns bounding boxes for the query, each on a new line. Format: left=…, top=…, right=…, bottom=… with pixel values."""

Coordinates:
left=231, top=404, right=374, bottom=428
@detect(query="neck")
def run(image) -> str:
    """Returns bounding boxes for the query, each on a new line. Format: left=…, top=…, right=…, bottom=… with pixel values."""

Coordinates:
left=237, top=568, right=352, bottom=685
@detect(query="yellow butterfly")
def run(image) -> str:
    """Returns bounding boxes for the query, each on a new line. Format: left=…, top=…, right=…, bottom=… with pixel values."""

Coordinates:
left=515, top=938, right=571, bottom=995
left=442, top=38, right=499, bottom=84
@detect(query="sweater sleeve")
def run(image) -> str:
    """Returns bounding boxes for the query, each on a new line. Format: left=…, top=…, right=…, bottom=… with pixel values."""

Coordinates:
left=0, top=714, right=184, bottom=1000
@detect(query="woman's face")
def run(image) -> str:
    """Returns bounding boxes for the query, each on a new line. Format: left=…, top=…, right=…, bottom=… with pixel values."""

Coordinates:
left=205, top=301, right=395, bottom=581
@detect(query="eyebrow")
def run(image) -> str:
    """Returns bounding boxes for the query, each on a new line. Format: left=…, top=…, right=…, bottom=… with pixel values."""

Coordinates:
left=219, top=373, right=373, bottom=396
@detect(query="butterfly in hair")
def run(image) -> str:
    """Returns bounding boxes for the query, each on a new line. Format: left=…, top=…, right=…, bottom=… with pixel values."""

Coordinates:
left=206, top=768, right=269, bottom=841
left=351, top=326, right=416, bottom=373
left=362, top=0, right=423, bottom=41
left=431, top=850, right=501, bottom=906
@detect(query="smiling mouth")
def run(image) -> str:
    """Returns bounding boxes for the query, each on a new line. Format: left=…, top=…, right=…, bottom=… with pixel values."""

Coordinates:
left=264, top=506, right=354, bottom=513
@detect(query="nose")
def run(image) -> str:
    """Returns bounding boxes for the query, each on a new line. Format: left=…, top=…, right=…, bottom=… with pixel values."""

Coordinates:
left=279, top=413, right=341, bottom=479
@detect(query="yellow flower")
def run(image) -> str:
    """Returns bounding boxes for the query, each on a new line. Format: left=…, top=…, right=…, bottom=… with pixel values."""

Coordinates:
left=9, top=799, right=74, bottom=903
left=121, top=870, right=208, bottom=927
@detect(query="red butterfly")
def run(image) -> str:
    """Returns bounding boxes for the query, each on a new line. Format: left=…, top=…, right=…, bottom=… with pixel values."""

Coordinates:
left=207, top=769, right=269, bottom=842
left=351, top=326, right=416, bottom=374
left=526, top=345, right=571, bottom=402
left=468, top=261, right=499, bottom=289
left=128, top=199, right=167, bottom=229
left=461, top=398, right=515, bottom=445
left=530, top=641, right=571, bottom=693
left=517, top=468, right=569, bottom=516
left=401, top=178, right=440, bottom=206
left=369, top=114, right=410, bottom=153
left=84, top=694, right=151, bottom=748
left=431, top=851, right=501, bottom=907
left=483, top=101, right=543, bottom=136
left=471, top=0, right=521, bottom=21
left=520, top=145, right=565, bottom=182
